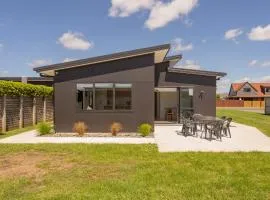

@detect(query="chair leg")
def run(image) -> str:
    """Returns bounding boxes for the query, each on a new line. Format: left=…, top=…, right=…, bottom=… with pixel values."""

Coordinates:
left=181, top=125, right=185, bottom=133
left=228, top=127, right=231, bottom=138
left=223, top=128, right=227, bottom=136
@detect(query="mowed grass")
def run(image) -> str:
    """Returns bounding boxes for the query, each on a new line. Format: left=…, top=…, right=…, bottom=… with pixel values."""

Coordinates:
left=0, top=144, right=269, bottom=200
left=217, top=108, right=270, bottom=137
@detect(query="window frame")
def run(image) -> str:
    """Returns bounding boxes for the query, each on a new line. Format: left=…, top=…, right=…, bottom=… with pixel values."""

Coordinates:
left=76, top=83, right=133, bottom=112
left=243, top=87, right=251, bottom=92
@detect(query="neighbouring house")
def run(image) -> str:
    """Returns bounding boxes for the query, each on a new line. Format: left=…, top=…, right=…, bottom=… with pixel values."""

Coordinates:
left=0, top=76, right=53, bottom=86
left=33, top=44, right=226, bottom=132
left=228, top=82, right=270, bottom=108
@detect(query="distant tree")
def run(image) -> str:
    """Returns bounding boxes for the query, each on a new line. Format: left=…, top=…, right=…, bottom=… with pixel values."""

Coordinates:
left=216, top=94, right=221, bottom=99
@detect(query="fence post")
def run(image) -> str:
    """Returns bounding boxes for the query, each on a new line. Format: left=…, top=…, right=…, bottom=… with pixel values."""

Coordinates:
left=43, top=97, right=46, bottom=122
left=1, top=95, right=7, bottom=132
left=33, top=97, right=36, bottom=125
left=19, top=96, right=24, bottom=128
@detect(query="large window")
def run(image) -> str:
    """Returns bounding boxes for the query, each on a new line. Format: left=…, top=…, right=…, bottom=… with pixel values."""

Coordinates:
left=77, top=84, right=94, bottom=110
left=115, top=84, right=132, bottom=110
left=76, top=83, right=132, bottom=111
left=95, top=83, right=113, bottom=110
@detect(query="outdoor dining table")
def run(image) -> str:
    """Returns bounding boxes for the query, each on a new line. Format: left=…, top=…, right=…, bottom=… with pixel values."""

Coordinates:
left=194, top=116, right=223, bottom=138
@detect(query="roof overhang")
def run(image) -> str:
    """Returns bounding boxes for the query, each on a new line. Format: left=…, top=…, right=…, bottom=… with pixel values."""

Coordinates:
left=163, top=55, right=182, bottom=67
left=34, top=44, right=170, bottom=76
left=168, top=67, right=227, bottom=79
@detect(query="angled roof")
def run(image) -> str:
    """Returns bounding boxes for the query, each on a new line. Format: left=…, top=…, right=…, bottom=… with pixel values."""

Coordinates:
left=231, top=82, right=270, bottom=97
left=34, top=44, right=171, bottom=76
left=33, top=43, right=226, bottom=79
left=168, top=67, right=226, bottom=78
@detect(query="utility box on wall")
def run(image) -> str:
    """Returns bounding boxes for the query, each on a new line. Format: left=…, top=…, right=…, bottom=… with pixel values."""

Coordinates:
left=265, top=97, right=270, bottom=115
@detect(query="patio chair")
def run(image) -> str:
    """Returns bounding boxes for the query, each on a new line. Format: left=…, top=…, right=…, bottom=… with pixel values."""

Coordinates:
left=181, top=118, right=197, bottom=137
left=192, top=113, right=203, bottom=131
left=222, top=117, right=232, bottom=138
left=205, top=121, right=224, bottom=141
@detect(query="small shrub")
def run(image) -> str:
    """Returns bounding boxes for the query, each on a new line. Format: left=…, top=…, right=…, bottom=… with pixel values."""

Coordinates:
left=73, top=121, right=88, bottom=136
left=137, top=123, right=152, bottom=137
left=37, top=122, right=52, bottom=135
left=110, top=122, right=123, bottom=136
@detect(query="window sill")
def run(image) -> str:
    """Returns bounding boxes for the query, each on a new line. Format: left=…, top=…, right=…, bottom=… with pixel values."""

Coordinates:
left=76, top=110, right=134, bottom=114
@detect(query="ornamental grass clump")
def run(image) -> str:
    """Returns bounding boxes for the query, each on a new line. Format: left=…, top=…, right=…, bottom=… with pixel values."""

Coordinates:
left=110, top=122, right=123, bottom=136
left=137, top=123, right=152, bottom=137
left=73, top=121, right=88, bottom=137
left=37, top=122, right=52, bottom=135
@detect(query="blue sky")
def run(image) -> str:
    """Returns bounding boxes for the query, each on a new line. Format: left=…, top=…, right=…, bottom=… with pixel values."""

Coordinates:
left=0, top=0, right=269, bottom=93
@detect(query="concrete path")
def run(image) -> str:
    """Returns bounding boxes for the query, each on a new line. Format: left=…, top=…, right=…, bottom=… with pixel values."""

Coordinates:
left=1, top=123, right=270, bottom=152
left=0, top=130, right=155, bottom=144
left=154, top=122, right=270, bottom=152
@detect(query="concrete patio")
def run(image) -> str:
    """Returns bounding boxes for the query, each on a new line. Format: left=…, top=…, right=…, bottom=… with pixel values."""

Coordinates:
left=1, top=122, right=270, bottom=152
left=154, top=122, right=270, bottom=152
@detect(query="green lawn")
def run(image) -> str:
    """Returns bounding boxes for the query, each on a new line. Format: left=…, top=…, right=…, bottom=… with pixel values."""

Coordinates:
left=0, top=144, right=269, bottom=200
left=217, top=108, right=270, bottom=137
left=0, top=125, right=37, bottom=139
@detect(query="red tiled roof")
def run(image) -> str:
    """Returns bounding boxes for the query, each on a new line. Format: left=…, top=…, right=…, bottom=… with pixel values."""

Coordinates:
left=231, top=82, right=270, bottom=97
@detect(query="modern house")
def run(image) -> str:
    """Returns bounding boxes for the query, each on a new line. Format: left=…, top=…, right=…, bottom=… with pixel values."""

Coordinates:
left=34, top=44, right=226, bottom=132
left=228, top=82, right=270, bottom=108
left=0, top=76, right=53, bottom=86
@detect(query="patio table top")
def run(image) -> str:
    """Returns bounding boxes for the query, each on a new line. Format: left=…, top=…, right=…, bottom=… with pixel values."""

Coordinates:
left=194, top=116, right=223, bottom=123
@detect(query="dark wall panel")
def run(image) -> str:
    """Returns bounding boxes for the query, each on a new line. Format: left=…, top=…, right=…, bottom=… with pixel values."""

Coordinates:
left=54, top=54, right=155, bottom=132
left=156, top=62, right=217, bottom=116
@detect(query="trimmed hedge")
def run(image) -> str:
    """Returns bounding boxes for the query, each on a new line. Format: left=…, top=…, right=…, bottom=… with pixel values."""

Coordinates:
left=0, top=80, right=53, bottom=97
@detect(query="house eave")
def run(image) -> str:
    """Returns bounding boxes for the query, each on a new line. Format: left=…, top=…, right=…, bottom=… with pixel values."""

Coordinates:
left=168, top=67, right=227, bottom=78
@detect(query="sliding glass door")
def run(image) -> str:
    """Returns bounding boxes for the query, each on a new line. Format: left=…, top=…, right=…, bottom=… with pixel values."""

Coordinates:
left=179, top=88, right=194, bottom=118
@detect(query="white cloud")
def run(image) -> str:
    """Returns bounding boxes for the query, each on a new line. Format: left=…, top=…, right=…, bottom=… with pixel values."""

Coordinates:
left=63, top=58, right=75, bottom=62
left=248, top=60, right=270, bottom=67
left=217, top=78, right=231, bottom=93
left=109, top=0, right=198, bottom=30
left=171, top=38, right=193, bottom=52
left=174, top=60, right=202, bottom=70
left=58, top=31, right=94, bottom=50
left=248, top=60, right=258, bottom=66
left=248, top=24, right=270, bottom=41
left=261, top=61, right=270, bottom=67
left=224, top=28, right=243, bottom=41
left=145, top=0, right=198, bottom=30
left=28, top=59, right=52, bottom=68
left=109, top=0, right=155, bottom=17
left=0, top=43, right=3, bottom=48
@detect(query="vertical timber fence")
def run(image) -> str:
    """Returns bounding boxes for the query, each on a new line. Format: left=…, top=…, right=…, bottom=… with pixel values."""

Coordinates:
left=0, top=96, right=53, bottom=133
